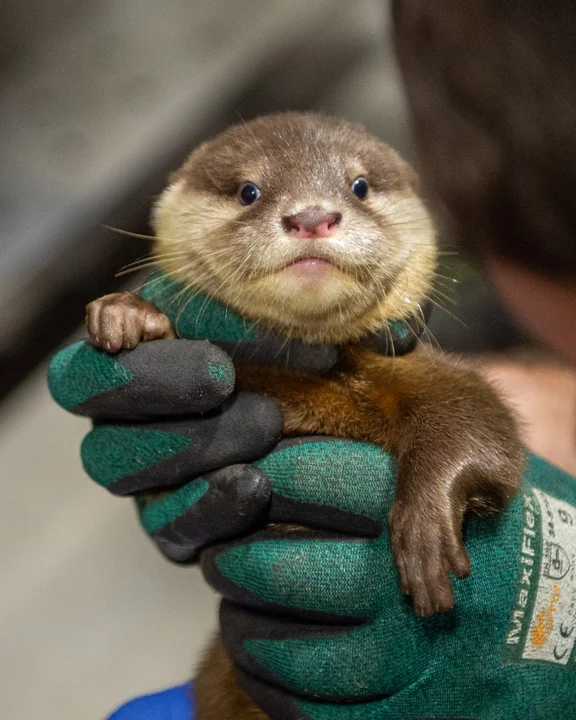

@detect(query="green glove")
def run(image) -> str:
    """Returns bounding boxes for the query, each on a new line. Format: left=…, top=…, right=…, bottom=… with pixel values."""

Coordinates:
left=48, top=338, right=284, bottom=560
left=139, top=274, right=427, bottom=366
left=195, top=443, right=576, bottom=720
left=48, top=273, right=423, bottom=561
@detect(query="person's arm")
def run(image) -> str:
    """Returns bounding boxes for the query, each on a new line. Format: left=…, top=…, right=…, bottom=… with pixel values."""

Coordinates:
left=51, top=278, right=576, bottom=720
left=103, top=421, right=576, bottom=720
left=107, top=683, right=194, bottom=720
left=483, top=359, right=576, bottom=477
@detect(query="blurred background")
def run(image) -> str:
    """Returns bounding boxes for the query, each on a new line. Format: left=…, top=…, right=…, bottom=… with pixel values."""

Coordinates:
left=0, top=1, right=528, bottom=718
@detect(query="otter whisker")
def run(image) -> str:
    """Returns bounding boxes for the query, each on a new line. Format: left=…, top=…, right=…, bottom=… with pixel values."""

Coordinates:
left=128, top=271, right=183, bottom=298
left=115, top=262, right=163, bottom=278
left=115, top=251, right=192, bottom=276
left=426, top=297, right=470, bottom=332
left=413, top=303, right=444, bottom=352
left=384, top=319, right=397, bottom=360
left=103, top=226, right=157, bottom=241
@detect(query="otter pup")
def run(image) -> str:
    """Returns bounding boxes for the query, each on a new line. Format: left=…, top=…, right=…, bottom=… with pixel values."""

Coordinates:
left=86, top=113, right=523, bottom=720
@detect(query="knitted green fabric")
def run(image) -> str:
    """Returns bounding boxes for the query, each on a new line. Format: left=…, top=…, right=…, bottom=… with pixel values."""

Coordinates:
left=140, top=273, right=420, bottom=363
left=81, top=426, right=192, bottom=489
left=48, top=341, right=133, bottom=410
left=139, top=441, right=394, bottom=534
left=48, top=273, right=573, bottom=718
left=201, top=450, right=576, bottom=720
left=138, top=478, right=211, bottom=534
left=49, top=340, right=281, bottom=561
left=141, top=274, right=259, bottom=343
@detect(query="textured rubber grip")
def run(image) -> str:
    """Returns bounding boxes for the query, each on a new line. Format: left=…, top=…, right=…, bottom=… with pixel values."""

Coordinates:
left=48, top=339, right=235, bottom=419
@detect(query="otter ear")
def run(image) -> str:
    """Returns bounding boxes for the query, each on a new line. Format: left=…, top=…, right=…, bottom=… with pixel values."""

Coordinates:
left=167, top=140, right=211, bottom=186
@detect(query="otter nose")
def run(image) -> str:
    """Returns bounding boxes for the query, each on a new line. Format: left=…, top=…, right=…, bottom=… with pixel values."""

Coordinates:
left=284, top=207, right=342, bottom=238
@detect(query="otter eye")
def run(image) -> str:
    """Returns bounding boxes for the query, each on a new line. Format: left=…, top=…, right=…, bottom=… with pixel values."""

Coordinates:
left=351, top=177, right=369, bottom=200
left=238, top=182, right=260, bottom=206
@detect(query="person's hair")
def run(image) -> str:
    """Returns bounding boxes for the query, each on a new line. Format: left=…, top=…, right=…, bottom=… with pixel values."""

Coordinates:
left=393, top=0, right=576, bottom=280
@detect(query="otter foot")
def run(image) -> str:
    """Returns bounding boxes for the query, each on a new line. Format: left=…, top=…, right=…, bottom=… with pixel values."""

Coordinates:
left=86, top=292, right=174, bottom=353
left=388, top=501, right=471, bottom=617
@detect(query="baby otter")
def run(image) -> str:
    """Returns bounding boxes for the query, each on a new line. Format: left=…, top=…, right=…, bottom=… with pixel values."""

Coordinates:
left=87, top=113, right=523, bottom=720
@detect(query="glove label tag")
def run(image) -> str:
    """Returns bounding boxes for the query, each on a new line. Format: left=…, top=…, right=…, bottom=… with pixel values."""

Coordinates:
left=504, top=488, right=576, bottom=670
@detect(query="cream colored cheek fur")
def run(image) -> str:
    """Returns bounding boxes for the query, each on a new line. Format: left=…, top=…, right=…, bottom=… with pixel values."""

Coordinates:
left=152, top=181, right=240, bottom=289
left=364, top=192, right=437, bottom=317
left=152, top=181, right=438, bottom=342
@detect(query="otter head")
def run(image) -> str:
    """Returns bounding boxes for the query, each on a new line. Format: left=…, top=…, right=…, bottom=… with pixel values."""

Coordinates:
left=153, top=113, right=436, bottom=344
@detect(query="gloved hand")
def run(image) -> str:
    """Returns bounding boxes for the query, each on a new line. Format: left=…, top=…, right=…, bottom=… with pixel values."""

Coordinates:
left=48, top=338, right=283, bottom=561
left=195, top=445, right=576, bottom=720
left=48, top=274, right=423, bottom=561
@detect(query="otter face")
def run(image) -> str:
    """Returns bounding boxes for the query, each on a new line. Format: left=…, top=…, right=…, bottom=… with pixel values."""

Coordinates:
left=153, top=113, right=436, bottom=343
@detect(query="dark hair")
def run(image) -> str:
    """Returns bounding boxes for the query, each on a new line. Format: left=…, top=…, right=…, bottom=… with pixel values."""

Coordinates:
left=393, top=0, right=576, bottom=279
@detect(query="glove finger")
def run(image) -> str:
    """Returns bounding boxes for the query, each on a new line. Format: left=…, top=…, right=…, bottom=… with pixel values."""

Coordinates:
left=233, top=668, right=384, bottom=720
left=257, top=438, right=397, bottom=537
left=48, top=339, right=235, bottom=419
left=219, top=600, right=429, bottom=702
left=234, top=666, right=432, bottom=720
left=137, top=465, right=271, bottom=563
left=201, top=530, right=393, bottom=621
left=81, top=391, right=282, bottom=495
left=257, top=436, right=396, bottom=537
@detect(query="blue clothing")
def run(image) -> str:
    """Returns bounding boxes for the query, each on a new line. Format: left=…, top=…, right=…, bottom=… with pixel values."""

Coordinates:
left=108, top=683, right=194, bottom=720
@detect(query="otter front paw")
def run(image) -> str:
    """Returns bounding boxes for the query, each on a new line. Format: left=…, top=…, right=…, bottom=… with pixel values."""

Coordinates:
left=86, top=292, right=175, bottom=353
left=388, top=502, right=471, bottom=617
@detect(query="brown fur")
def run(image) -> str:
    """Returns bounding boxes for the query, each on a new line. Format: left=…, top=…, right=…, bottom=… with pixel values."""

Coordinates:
left=152, top=113, right=436, bottom=345
left=195, top=635, right=268, bottom=720
left=86, top=114, right=524, bottom=720
left=235, top=345, right=522, bottom=607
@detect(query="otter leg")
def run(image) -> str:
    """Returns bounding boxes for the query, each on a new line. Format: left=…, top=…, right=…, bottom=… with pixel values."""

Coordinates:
left=195, top=634, right=269, bottom=720
left=236, top=348, right=523, bottom=617
left=344, top=347, right=524, bottom=615
left=86, top=292, right=174, bottom=352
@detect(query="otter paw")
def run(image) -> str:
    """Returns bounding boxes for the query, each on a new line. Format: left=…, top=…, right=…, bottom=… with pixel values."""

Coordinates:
left=388, top=503, right=470, bottom=617
left=86, top=292, right=175, bottom=353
